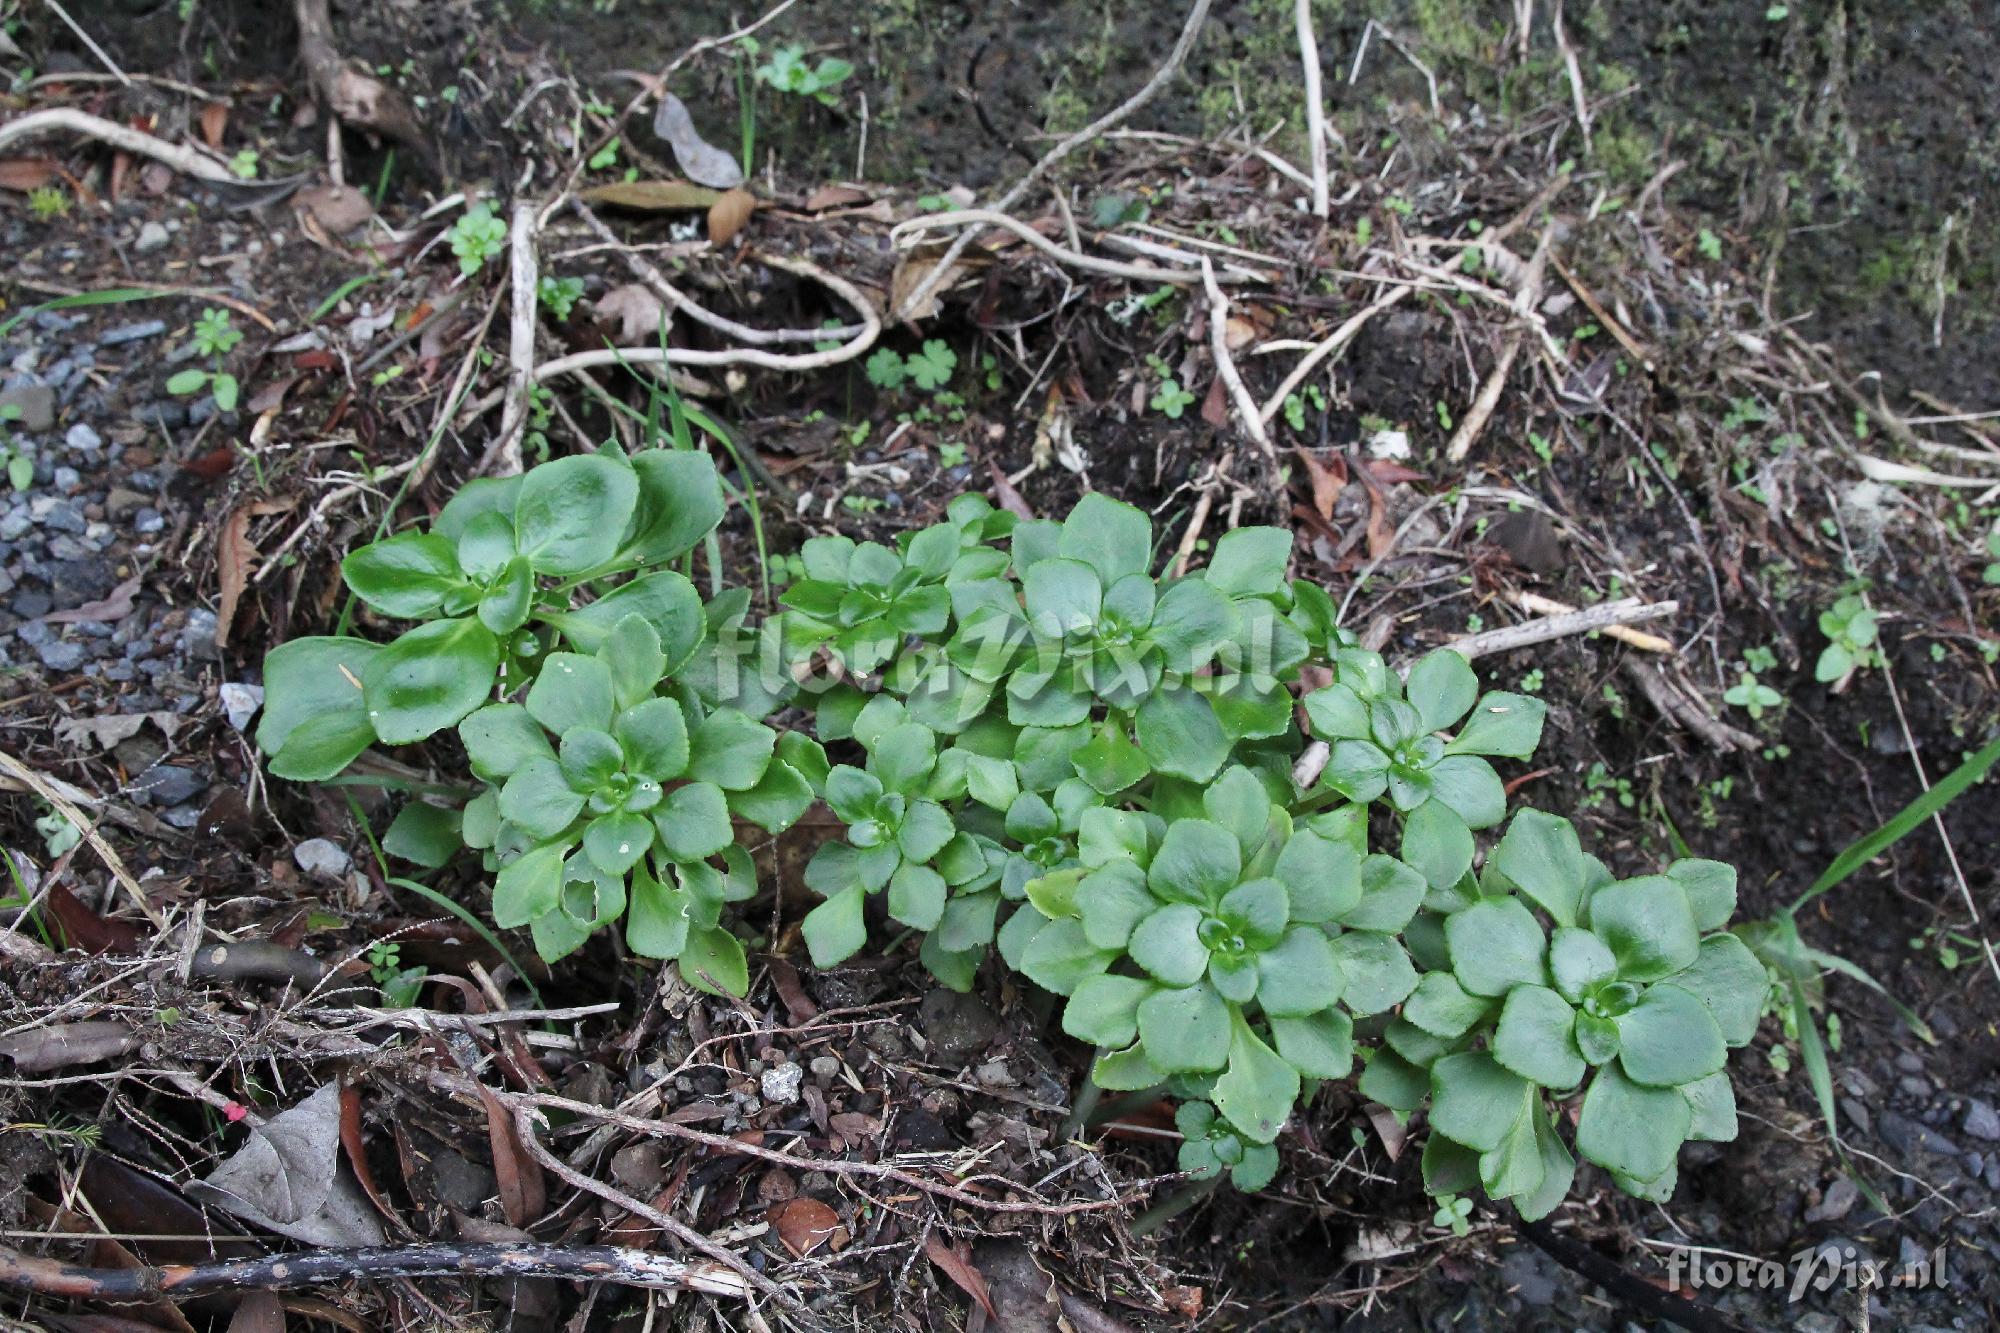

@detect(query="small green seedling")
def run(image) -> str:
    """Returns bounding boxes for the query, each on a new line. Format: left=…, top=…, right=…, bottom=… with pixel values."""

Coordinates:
left=1150, top=377, right=1195, bottom=419
left=165, top=307, right=244, bottom=413
left=1982, top=528, right=2000, bottom=585
left=0, top=404, right=33, bottom=491
left=538, top=276, right=585, bottom=321
left=754, top=45, right=855, bottom=106
left=1814, top=594, right=1879, bottom=683
left=27, top=186, right=69, bottom=220
left=865, top=341, right=957, bottom=394
left=1723, top=670, right=1783, bottom=719
left=449, top=202, right=508, bottom=276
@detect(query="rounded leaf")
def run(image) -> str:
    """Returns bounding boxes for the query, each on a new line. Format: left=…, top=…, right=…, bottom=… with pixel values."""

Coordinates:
left=1135, top=983, right=1230, bottom=1073
left=527, top=652, right=615, bottom=736
left=1148, top=818, right=1242, bottom=906
left=515, top=454, right=639, bottom=575
left=1614, top=983, right=1726, bottom=1087
left=342, top=532, right=464, bottom=619
left=1129, top=903, right=1209, bottom=986
left=362, top=618, right=499, bottom=743
left=1492, top=984, right=1585, bottom=1089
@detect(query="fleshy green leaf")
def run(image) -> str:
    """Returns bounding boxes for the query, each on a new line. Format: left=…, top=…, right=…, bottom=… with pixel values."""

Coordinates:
left=1212, top=1011, right=1299, bottom=1144
left=362, top=618, right=500, bottom=743
left=1615, top=982, right=1726, bottom=1087
left=687, top=709, right=775, bottom=789
left=1058, top=493, right=1151, bottom=586
left=626, top=862, right=690, bottom=959
left=887, top=863, right=947, bottom=929
left=1017, top=917, right=1115, bottom=994
left=679, top=924, right=749, bottom=997
left=602, top=615, right=667, bottom=711
left=616, top=697, right=690, bottom=780
left=1585, top=875, right=1700, bottom=982
left=1327, top=931, right=1418, bottom=1014
left=1445, top=897, right=1547, bottom=997
left=1270, top=1008, right=1353, bottom=1079
left=1254, top=927, right=1344, bottom=1017
left=1273, top=829, right=1361, bottom=923
left=382, top=802, right=461, bottom=868
left=620, top=449, right=725, bottom=565
left=1668, top=858, right=1738, bottom=932
left=1062, top=974, right=1154, bottom=1047
left=1148, top=818, right=1242, bottom=905
left=1405, top=650, right=1477, bottom=733
left=500, top=759, right=586, bottom=838
left=342, top=533, right=464, bottom=619
left=514, top=453, right=639, bottom=575
left=802, top=886, right=868, bottom=966
left=1402, top=972, right=1490, bottom=1039
left=1129, top=903, right=1210, bottom=986
left=1401, top=798, right=1475, bottom=890
left=584, top=811, right=653, bottom=875
left=1492, top=985, right=1584, bottom=1089
left=1428, top=1052, right=1533, bottom=1153
left=548, top=571, right=703, bottom=665
left=1576, top=1062, right=1690, bottom=1183
left=1492, top=809, right=1600, bottom=928
left=527, top=652, right=615, bottom=736
left=1358, top=1047, right=1428, bottom=1112
left=1135, top=686, right=1231, bottom=782
left=493, top=842, right=567, bottom=928
left=257, top=637, right=381, bottom=780
left=1549, top=926, right=1619, bottom=1004
left=1681, top=1071, right=1739, bottom=1142
left=1339, top=855, right=1428, bottom=933
left=1669, top=933, right=1768, bottom=1047
left=1203, top=526, right=1291, bottom=597
left=653, top=782, right=732, bottom=860
left=1135, top=983, right=1231, bottom=1073
left=1444, top=691, right=1546, bottom=758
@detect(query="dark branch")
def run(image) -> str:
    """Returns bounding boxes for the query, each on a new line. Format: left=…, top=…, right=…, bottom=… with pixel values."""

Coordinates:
left=1515, top=1217, right=1749, bottom=1333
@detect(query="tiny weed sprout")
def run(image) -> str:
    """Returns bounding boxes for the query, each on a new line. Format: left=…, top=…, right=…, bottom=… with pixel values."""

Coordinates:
left=27, top=185, right=69, bottom=220
left=450, top=202, right=508, bottom=276
left=864, top=341, right=957, bottom=395
left=164, top=308, right=243, bottom=413
left=0, top=404, right=33, bottom=491
left=537, top=275, right=585, bottom=321
left=259, top=482, right=1756, bottom=1226
left=1983, top=527, right=2000, bottom=585
left=1723, top=669, right=1783, bottom=719
left=1815, top=593, right=1879, bottom=684
left=754, top=44, right=855, bottom=107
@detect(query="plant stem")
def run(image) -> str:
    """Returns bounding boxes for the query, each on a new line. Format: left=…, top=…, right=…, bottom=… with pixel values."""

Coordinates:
left=1056, top=1053, right=1107, bottom=1142
left=1130, top=1175, right=1220, bottom=1238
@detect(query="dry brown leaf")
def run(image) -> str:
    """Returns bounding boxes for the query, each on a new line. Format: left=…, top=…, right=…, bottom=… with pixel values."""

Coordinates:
left=138, top=160, right=174, bottom=195
left=216, top=509, right=258, bottom=650
left=1222, top=314, right=1258, bottom=351
left=767, top=1197, right=847, bottom=1257
left=827, top=1111, right=880, bottom=1151
left=474, top=1083, right=547, bottom=1229
left=1199, top=370, right=1229, bottom=428
left=1161, top=1285, right=1205, bottom=1318
left=199, top=102, right=230, bottom=149
left=1366, top=1102, right=1408, bottom=1161
left=581, top=179, right=722, bottom=212
left=804, top=184, right=871, bottom=210
left=42, top=574, right=141, bottom=625
left=226, top=1291, right=284, bottom=1333
left=0, top=157, right=55, bottom=192
left=1295, top=448, right=1346, bottom=521
left=295, top=183, right=375, bottom=235
left=707, top=187, right=756, bottom=245
left=924, top=1232, right=1000, bottom=1320
left=986, top=460, right=1033, bottom=520
left=55, top=711, right=180, bottom=752
left=594, top=283, right=667, bottom=343
left=889, top=250, right=982, bottom=321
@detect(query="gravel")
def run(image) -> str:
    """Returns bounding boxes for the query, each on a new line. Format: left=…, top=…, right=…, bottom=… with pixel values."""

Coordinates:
left=294, top=838, right=352, bottom=881
left=1965, top=1099, right=2000, bottom=1142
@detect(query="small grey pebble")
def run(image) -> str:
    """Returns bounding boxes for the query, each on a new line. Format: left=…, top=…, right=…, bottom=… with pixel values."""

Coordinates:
left=294, top=837, right=352, bottom=880
left=12, top=589, right=52, bottom=618
left=134, top=508, right=164, bottom=535
left=1964, top=1098, right=2000, bottom=1142
left=759, top=1063, right=804, bottom=1106
left=809, top=1055, right=842, bottom=1081
left=34, top=639, right=86, bottom=671
left=17, top=620, right=52, bottom=648
left=64, top=423, right=102, bottom=452
left=0, top=509, right=30, bottom=542
left=51, top=467, right=80, bottom=491
left=98, top=320, right=167, bottom=347
left=133, top=763, right=205, bottom=806
left=1897, top=1075, right=1930, bottom=1098
left=1894, top=1052, right=1925, bottom=1076
left=134, top=220, right=170, bottom=254
left=162, top=802, right=203, bottom=830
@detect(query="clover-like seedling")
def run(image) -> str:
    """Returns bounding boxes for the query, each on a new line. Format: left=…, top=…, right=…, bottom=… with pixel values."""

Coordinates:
left=1814, top=593, right=1878, bottom=684
left=1722, top=669, right=1783, bottom=719
left=257, top=447, right=725, bottom=781
left=452, top=611, right=822, bottom=976
left=1305, top=647, right=1546, bottom=890
left=1177, top=1100, right=1278, bottom=1190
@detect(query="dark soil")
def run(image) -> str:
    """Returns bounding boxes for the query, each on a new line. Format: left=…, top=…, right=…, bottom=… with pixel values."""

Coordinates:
left=3, top=2, right=1997, bottom=1332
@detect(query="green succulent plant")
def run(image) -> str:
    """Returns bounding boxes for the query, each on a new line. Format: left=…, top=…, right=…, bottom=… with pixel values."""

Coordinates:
left=1176, top=1100, right=1278, bottom=1189
left=258, top=447, right=725, bottom=780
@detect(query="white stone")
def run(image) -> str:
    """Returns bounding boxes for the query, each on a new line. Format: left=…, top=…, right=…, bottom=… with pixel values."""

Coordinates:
left=219, top=682, right=264, bottom=732
left=293, top=838, right=351, bottom=880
